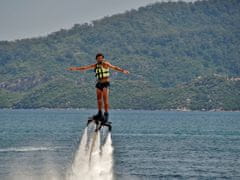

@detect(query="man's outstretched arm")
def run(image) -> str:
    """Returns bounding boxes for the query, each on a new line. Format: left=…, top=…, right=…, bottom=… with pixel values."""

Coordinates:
left=67, top=64, right=96, bottom=71
left=105, top=62, right=129, bottom=74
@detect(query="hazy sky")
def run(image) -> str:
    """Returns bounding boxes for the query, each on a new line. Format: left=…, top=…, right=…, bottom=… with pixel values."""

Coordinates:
left=0, top=0, right=195, bottom=41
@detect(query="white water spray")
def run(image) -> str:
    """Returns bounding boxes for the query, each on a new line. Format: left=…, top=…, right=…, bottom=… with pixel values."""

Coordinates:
left=67, top=126, right=114, bottom=180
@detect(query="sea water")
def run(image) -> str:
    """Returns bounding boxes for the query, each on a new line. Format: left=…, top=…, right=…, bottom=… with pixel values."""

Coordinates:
left=0, top=109, right=240, bottom=179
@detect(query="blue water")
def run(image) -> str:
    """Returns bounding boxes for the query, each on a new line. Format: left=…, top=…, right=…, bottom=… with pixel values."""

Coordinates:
left=0, top=109, right=240, bottom=179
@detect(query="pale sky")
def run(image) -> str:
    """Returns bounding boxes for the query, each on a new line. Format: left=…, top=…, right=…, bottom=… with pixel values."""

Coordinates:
left=0, top=0, right=195, bottom=41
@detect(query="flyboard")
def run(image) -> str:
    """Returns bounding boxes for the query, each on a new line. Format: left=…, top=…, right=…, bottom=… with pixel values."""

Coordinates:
left=87, top=116, right=112, bottom=132
left=87, top=115, right=112, bottom=164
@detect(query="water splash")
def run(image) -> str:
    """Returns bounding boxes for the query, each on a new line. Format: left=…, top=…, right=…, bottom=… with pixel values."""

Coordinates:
left=67, top=127, right=114, bottom=180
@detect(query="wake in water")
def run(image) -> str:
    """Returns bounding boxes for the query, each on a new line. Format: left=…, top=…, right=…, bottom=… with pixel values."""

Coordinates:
left=67, top=124, right=114, bottom=180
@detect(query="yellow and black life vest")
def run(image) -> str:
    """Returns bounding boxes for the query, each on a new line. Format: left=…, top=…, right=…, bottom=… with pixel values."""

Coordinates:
left=95, top=62, right=110, bottom=80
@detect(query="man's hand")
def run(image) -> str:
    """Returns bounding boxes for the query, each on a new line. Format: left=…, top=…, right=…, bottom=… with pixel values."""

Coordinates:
left=123, top=70, right=130, bottom=74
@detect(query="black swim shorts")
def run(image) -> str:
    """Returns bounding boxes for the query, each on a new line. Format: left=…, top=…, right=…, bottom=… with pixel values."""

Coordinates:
left=95, top=82, right=110, bottom=91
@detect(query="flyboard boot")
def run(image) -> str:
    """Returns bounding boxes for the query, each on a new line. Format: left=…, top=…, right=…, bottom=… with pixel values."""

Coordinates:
left=87, top=111, right=112, bottom=132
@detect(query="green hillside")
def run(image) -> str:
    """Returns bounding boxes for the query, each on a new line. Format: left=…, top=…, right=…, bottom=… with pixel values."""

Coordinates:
left=0, top=0, right=239, bottom=110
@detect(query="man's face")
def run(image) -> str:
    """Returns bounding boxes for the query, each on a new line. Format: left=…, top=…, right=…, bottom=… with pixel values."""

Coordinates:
left=96, top=55, right=104, bottom=63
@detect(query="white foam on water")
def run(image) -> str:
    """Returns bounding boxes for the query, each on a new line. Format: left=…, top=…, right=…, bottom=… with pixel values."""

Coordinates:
left=7, top=146, right=62, bottom=180
left=67, top=127, right=114, bottom=180
left=0, top=146, right=55, bottom=152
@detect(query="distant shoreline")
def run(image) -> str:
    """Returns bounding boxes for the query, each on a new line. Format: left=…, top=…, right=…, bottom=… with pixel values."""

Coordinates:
left=1, top=108, right=239, bottom=112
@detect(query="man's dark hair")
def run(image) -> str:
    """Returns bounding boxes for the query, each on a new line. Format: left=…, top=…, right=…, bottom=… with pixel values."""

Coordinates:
left=96, top=53, right=104, bottom=59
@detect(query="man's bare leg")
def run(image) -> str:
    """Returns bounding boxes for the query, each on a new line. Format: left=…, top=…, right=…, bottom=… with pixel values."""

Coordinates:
left=103, top=88, right=109, bottom=121
left=97, top=88, right=103, bottom=111
left=103, top=88, right=109, bottom=112
left=94, top=88, right=103, bottom=119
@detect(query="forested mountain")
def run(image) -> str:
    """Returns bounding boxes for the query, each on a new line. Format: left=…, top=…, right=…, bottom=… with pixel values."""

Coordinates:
left=0, top=0, right=239, bottom=110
